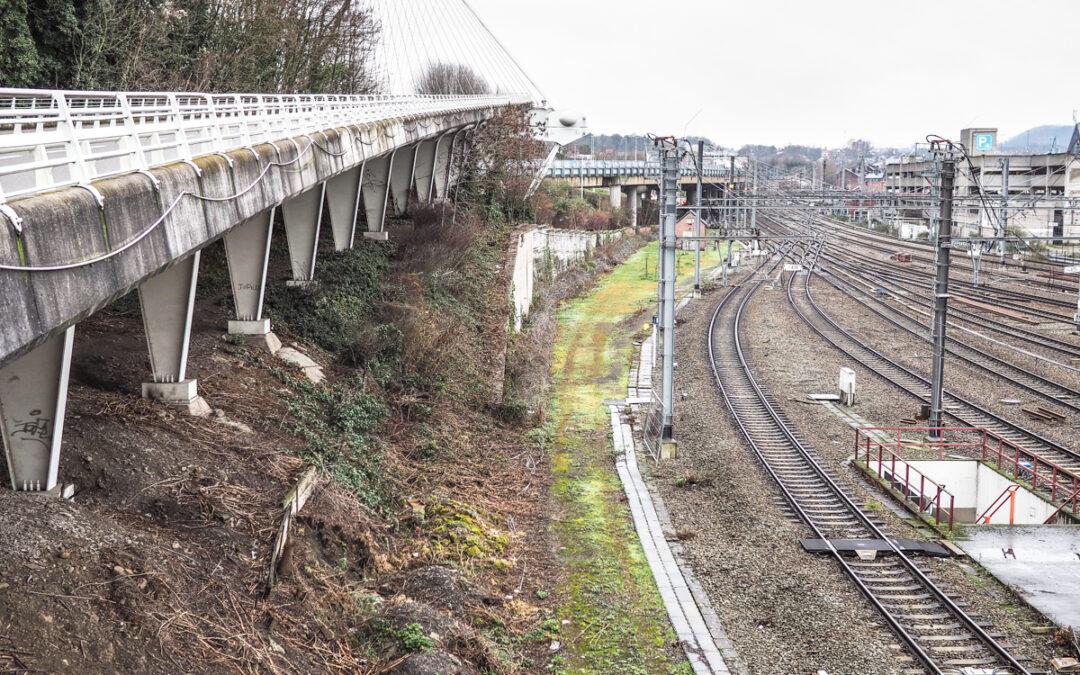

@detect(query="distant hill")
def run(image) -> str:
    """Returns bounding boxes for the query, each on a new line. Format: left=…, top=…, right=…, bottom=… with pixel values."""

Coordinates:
left=998, top=124, right=1075, bottom=153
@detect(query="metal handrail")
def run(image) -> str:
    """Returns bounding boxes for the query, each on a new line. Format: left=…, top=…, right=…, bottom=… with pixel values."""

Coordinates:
left=977, top=484, right=1019, bottom=524
left=0, top=88, right=529, bottom=203
left=856, top=431, right=956, bottom=530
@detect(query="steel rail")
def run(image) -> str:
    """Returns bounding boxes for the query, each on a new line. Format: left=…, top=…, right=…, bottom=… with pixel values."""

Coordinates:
left=812, top=216, right=1075, bottom=293
left=808, top=253, right=1080, bottom=411
left=815, top=244, right=1080, bottom=360
left=764, top=215, right=1080, bottom=358
left=782, top=250, right=1080, bottom=473
left=706, top=258, right=1026, bottom=674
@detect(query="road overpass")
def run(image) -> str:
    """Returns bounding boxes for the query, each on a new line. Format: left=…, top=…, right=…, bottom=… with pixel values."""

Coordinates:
left=0, top=69, right=598, bottom=495
left=544, top=158, right=748, bottom=223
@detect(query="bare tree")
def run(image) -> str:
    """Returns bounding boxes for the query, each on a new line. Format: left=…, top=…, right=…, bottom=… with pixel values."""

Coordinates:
left=415, top=62, right=490, bottom=96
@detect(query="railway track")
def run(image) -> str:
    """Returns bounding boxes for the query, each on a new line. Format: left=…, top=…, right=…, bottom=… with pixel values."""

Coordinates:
left=784, top=261, right=1080, bottom=478
left=706, top=270, right=1028, bottom=674
left=802, top=250, right=1080, bottom=413
left=817, top=244, right=1080, bottom=361
left=760, top=216, right=1080, bottom=399
left=816, top=214, right=1075, bottom=292
left=814, top=219, right=1080, bottom=323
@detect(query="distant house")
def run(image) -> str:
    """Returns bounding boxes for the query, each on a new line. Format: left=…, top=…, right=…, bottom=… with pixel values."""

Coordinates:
left=675, top=211, right=704, bottom=250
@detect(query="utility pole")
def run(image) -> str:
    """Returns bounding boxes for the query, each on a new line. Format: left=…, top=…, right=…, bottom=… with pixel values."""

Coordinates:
left=694, top=140, right=704, bottom=292
left=729, top=155, right=736, bottom=230
left=999, top=157, right=1009, bottom=262
left=658, top=140, right=679, bottom=452
left=928, top=153, right=956, bottom=440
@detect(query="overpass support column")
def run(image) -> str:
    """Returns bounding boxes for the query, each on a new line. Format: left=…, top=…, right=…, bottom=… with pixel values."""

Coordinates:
left=608, top=185, right=623, bottom=210
left=623, top=186, right=641, bottom=226
left=139, top=253, right=211, bottom=416
left=362, top=155, right=391, bottom=240
left=412, top=138, right=438, bottom=204
left=0, top=327, right=74, bottom=493
left=325, top=165, right=363, bottom=252
left=224, top=209, right=278, bottom=351
left=389, top=144, right=417, bottom=216
left=282, top=185, right=325, bottom=286
left=431, top=132, right=453, bottom=200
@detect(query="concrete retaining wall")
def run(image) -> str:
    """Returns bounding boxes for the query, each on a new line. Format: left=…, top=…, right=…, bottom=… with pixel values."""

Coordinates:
left=0, top=106, right=493, bottom=367
left=510, top=226, right=621, bottom=331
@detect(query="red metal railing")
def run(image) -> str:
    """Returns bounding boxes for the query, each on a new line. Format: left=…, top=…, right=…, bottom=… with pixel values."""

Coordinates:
left=1045, top=485, right=1080, bottom=524
left=977, top=484, right=1019, bottom=524
left=854, top=426, right=986, bottom=460
left=854, top=426, right=1080, bottom=519
left=855, top=428, right=956, bottom=530
left=979, top=431, right=1080, bottom=517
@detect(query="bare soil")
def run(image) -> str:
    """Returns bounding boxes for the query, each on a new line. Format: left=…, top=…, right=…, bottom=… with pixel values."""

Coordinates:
left=0, top=222, right=643, bottom=673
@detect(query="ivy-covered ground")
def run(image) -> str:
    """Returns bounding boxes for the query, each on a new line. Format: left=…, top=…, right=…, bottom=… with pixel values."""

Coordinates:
left=545, top=243, right=723, bottom=674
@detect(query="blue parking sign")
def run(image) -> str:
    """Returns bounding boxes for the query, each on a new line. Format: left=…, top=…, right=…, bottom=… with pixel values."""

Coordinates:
left=974, top=132, right=993, bottom=152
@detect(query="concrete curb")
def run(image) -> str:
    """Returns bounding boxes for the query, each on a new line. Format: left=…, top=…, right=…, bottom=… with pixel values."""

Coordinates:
left=609, top=403, right=740, bottom=674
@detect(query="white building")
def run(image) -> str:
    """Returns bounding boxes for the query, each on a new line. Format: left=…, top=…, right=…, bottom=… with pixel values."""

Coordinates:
left=884, top=126, right=1080, bottom=240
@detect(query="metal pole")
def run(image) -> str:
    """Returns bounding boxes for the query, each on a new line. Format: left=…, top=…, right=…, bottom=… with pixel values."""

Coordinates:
left=729, top=155, right=736, bottom=230
left=657, top=168, right=666, bottom=343
left=751, top=162, right=758, bottom=241
left=660, top=143, right=678, bottom=440
left=928, top=157, right=956, bottom=439
left=999, top=157, right=1009, bottom=262
left=694, top=140, right=704, bottom=292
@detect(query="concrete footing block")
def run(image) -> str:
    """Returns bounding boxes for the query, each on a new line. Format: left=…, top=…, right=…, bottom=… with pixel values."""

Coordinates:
left=142, top=380, right=212, bottom=417
left=661, top=440, right=678, bottom=460
left=363, top=231, right=389, bottom=241
left=228, top=318, right=271, bottom=335
left=23, top=483, right=76, bottom=500
left=276, top=347, right=325, bottom=384
left=228, top=320, right=281, bottom=353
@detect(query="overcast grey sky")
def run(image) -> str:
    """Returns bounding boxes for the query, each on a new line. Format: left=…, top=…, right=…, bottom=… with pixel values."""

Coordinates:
left=469, top=0, right=1077, bottom=149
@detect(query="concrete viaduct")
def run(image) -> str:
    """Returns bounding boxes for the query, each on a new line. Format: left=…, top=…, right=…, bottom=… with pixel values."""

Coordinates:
left=544, top=159, right=746, bottom=224
left=0, top=90, right=566, bottom=495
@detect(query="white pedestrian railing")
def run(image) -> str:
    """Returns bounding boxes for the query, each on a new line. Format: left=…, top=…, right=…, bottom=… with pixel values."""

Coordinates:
left=0, top=89, right=529, bottom=204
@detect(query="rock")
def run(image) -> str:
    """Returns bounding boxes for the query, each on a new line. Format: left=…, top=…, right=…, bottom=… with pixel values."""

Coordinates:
left=386, top=650, right=466, bottom=675
left=383, top=566, right=474, bottom=613
left=276, top=347, right=325, bottom=383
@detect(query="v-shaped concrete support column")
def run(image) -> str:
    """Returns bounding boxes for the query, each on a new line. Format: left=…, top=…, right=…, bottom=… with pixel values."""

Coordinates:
left=362, top=154, right=391, bottom=241
left=389, top=144, right=417, bottom=216
left=432, top=132, right=454, bottom=201
left=0, top=327, right=74, bottom=492
left=139, top=252, right=210, bottom=416
left=282, top=184, right=325, bottom=285
left=325, top=165, right=363, bottom=251
left=224, top=208, right=280, bottom=352
left=412, top=138, right=438, bottom=204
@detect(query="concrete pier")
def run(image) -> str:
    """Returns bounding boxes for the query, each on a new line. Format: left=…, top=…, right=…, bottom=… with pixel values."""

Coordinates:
left=224, top=209, right=279, bottom=351
left=282, top=185, right=325, bottom=286
left=432, top=132, right=454, bottom=200
left=0, top=327, right=73, bottom=492
left=325, top=165, right=363, bottom=251
left=412, top=138, right=437, bottom=203
left=138, top=252, right=211, bottom=416
left=388, top=144, right=416, bottom=216
left=362, top=154, right=392, bottom=238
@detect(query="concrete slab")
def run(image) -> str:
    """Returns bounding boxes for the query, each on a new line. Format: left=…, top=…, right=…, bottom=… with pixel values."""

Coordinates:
left=956, top=525, right=1080, bottom=627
